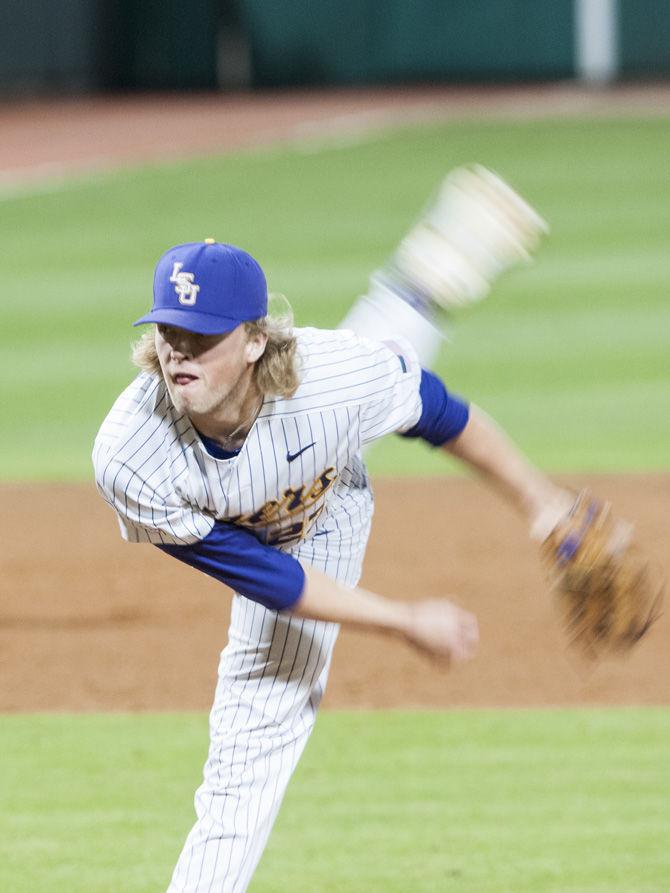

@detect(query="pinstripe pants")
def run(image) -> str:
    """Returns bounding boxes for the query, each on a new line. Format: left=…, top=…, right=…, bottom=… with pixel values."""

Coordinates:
left=167, top=596, right=339, bottom=893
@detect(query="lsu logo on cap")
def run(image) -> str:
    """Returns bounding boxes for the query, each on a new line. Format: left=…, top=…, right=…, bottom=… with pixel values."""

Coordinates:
left=170, top=262, right=200, bottom=306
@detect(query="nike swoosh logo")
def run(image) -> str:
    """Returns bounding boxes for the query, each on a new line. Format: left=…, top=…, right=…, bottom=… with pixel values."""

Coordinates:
left=286, top=442, right=316, bottom=462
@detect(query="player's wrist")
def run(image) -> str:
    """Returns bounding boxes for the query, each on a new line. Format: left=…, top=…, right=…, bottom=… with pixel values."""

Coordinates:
left=353, top=591, right=415, bottom=639
left=528, top=487, right=575, bottom=542
left=386, top=601, right=415, bottom=639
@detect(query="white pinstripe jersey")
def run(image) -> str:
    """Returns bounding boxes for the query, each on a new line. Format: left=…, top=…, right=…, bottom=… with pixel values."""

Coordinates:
left=93, top=327, right=422, bottom=588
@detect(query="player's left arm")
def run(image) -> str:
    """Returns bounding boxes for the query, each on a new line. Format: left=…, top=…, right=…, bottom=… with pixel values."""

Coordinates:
left=441, top=404, right=571, bottom=533
left=401, top=369, right=571, bottom=534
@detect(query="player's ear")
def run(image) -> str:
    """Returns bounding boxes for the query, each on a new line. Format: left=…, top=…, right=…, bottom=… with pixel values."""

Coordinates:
left=245, top=330, right=268, bottom=363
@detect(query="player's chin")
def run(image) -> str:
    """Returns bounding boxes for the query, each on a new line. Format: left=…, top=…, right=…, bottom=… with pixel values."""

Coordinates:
left=168, top=380, right=204, bottom=414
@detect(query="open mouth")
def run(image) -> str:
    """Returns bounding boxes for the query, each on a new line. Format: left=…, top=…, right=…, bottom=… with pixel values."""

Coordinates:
left=173, top=373, right=198, bottom=386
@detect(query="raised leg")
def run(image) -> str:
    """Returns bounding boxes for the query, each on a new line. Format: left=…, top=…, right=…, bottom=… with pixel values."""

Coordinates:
left=340, top=164, right=548, bottom=367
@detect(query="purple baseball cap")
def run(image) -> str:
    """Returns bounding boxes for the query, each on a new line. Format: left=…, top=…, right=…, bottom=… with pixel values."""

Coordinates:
left=133, top=240, right=268, bottom=334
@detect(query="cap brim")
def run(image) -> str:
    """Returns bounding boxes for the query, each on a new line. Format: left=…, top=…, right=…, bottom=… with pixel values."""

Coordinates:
left=132, top=309, right=242, bottom=335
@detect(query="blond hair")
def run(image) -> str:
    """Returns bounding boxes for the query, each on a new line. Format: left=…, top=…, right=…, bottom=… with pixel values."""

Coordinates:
left=131, top=296, right=300, bottom=400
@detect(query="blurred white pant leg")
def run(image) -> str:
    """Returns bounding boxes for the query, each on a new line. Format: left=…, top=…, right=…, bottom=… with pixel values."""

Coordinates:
left=339, top=165, right=548, bottom=369
left=339, top=275, right=444, bottom=368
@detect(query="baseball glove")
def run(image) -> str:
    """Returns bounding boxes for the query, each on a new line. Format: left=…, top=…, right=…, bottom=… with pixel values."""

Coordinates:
left=541, top=490, right=664, bottom=658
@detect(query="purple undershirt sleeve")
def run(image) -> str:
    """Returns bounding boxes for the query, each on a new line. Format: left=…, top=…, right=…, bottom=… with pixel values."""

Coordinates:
left=156, top=521, right=306, bottom=612
left=401, top=368, right=470, bottom=446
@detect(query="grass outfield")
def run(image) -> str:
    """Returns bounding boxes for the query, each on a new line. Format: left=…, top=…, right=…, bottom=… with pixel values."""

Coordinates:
left=2, top=115, right=670, bottom=479
left=1, top=709, right=668, bottom=892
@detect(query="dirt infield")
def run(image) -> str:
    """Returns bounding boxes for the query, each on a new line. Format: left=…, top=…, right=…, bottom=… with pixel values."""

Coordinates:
left=2, top=475, right=667, bottom=712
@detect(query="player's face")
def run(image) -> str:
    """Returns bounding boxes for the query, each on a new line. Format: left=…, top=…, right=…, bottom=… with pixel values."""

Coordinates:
left=155, top=323, right=264, bottom=418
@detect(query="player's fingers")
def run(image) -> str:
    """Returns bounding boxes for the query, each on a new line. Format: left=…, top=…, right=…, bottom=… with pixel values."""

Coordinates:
left=453, top=629, right=478, bottom=661
left=462, top=613, right=480, bottom=647
left=451, top=611, right=479, bottom=662
left=431, top=613, right=477, bottom=662
left=406, top=600, right=477, bottom=663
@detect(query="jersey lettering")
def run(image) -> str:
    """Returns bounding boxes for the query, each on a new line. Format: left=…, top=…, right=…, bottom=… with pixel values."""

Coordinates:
left=230, top=467, right=337, bottom=543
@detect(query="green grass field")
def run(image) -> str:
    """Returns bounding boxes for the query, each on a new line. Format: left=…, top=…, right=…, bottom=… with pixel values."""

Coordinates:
left=3, top=115, right=670, bottom=478
left=2, top=709, right=669, bottom=893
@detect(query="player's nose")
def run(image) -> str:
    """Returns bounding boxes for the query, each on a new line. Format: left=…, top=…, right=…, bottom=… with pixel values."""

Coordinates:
left=167, top=334, right=194, bottom=359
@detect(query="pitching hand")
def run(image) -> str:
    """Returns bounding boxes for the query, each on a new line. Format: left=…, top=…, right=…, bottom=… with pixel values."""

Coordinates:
left=402, top=598, right=479, bottom=664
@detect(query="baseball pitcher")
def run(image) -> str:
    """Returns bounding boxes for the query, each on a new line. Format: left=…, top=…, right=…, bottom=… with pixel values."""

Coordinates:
left=93, top=168, right=659, bottom=892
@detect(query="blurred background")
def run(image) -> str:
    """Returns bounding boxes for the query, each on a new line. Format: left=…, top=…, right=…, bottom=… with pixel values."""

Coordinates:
left=2, top=0, right=670, bottom=94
